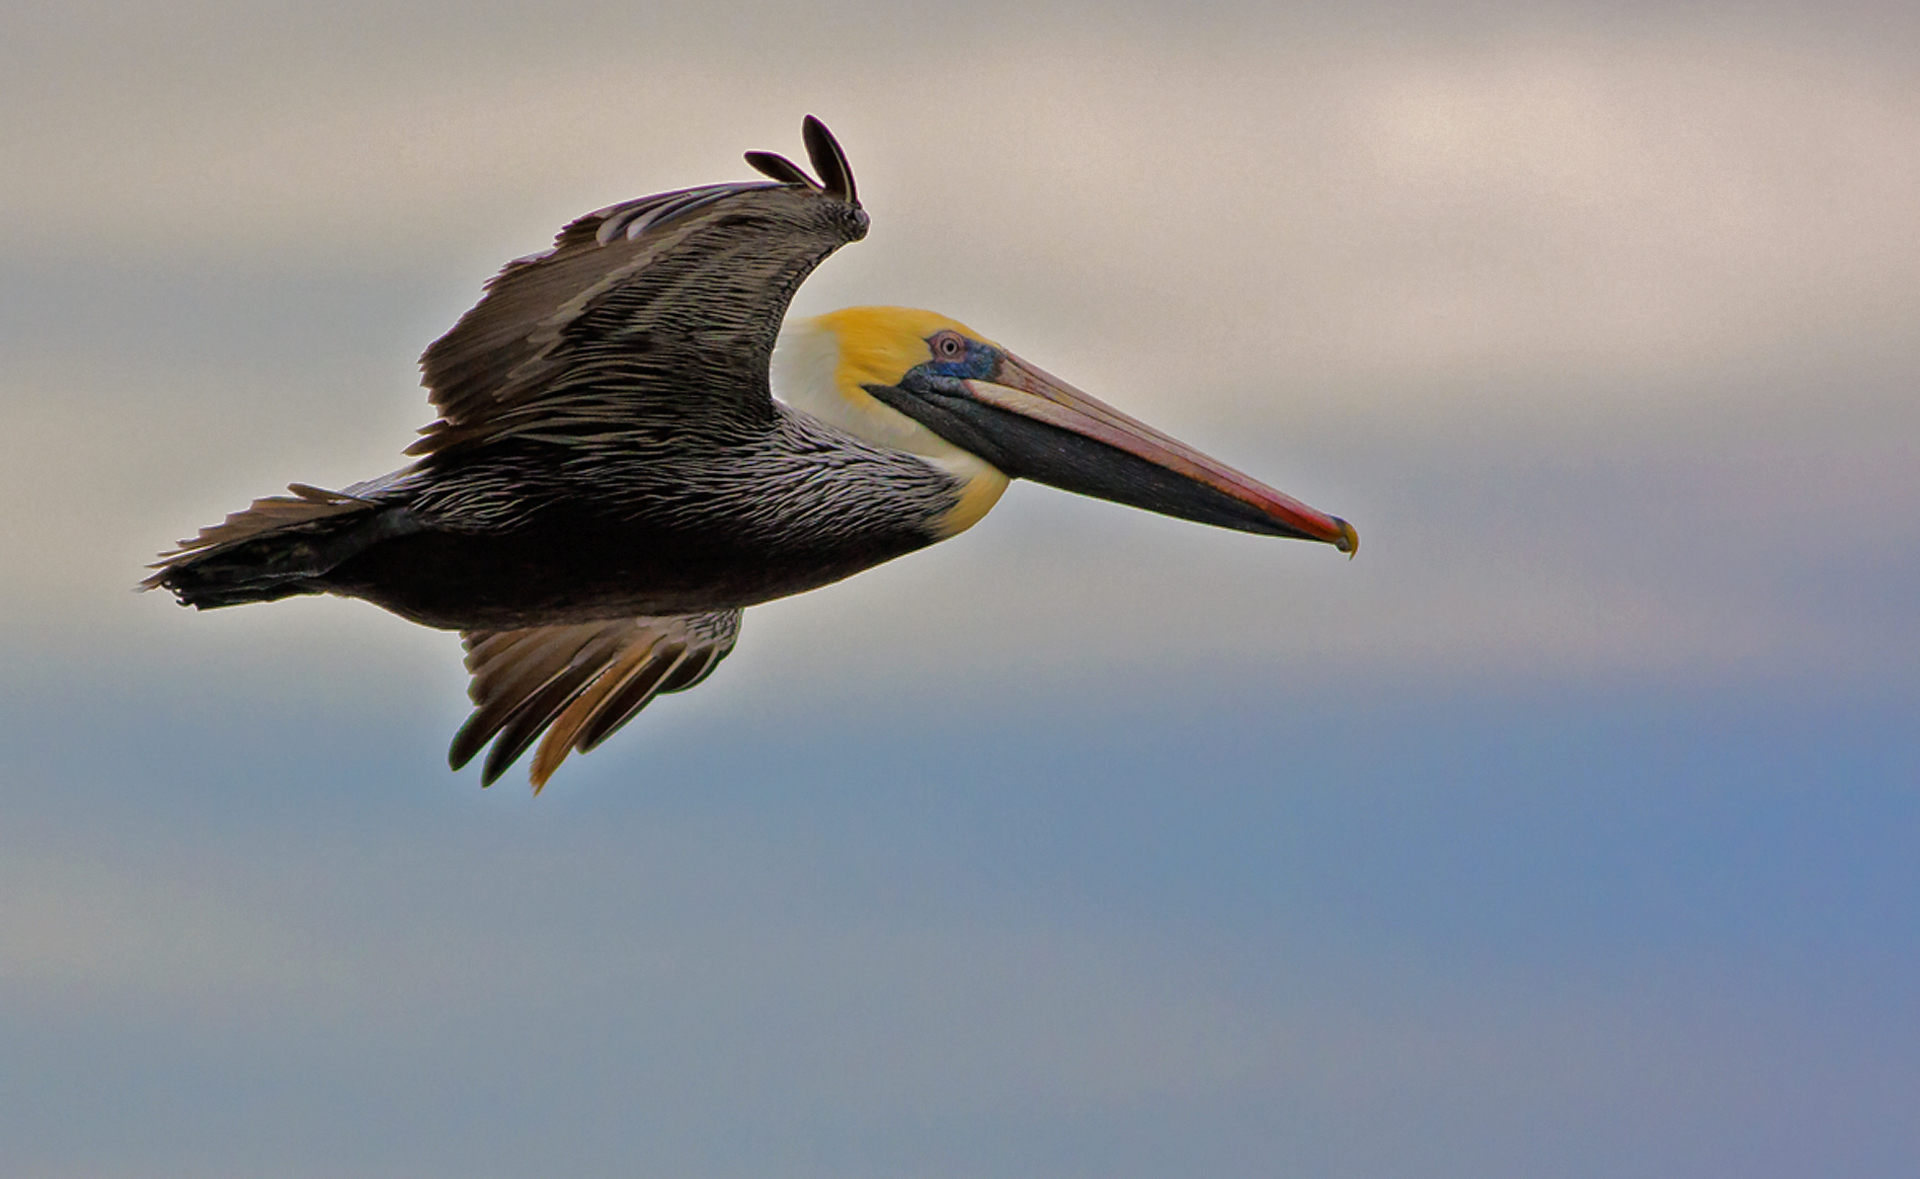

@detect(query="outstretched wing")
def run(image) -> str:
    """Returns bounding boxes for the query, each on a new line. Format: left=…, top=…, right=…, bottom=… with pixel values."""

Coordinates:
left=449, top=611, right=743, bottom=791
left=410, top=115, right=867, bottom=457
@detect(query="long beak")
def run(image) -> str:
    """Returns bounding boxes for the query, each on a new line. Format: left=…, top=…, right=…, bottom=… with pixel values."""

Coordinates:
left=967, top=354, right=1356, bottom=551
left=872, top=349, right=1356, bottom=552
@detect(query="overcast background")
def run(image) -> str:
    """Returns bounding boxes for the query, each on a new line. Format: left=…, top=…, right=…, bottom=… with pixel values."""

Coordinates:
left=4, top=2, right=1916, bottom=1177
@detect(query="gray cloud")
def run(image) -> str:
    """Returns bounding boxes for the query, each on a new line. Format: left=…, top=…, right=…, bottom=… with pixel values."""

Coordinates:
left=7, top=9, right=1916, bottom=693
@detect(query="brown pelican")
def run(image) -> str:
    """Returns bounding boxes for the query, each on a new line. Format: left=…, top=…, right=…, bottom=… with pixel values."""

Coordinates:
left=146, top=117, right=1357, bottom=791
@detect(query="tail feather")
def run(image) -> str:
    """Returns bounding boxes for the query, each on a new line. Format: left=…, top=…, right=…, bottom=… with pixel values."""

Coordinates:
left=143, top=484, right=385, bottom=608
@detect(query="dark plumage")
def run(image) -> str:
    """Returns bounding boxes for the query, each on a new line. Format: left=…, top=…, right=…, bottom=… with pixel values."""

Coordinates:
left=146, top=119, right=934, bottom=787
left=147, top=116, right=1357, bottom=790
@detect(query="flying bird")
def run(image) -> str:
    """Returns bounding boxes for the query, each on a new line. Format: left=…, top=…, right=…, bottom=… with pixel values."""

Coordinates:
left=146, top=116, right=1357, bottom=791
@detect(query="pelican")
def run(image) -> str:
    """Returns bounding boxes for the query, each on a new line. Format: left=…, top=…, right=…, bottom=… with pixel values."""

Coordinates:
left=146, top=117, right=1357, bottom=791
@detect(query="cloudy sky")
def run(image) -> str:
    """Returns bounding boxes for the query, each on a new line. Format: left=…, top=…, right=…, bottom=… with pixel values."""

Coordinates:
left=4, top=2, right=1916, bottom=1176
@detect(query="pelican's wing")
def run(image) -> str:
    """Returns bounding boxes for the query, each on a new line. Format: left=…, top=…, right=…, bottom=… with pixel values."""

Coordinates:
left=409, top=116, right=866, bottom=457
left=448, top=611, right=743, bottom=792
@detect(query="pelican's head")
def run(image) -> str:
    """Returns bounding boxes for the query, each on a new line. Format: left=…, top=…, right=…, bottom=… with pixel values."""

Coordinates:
left=773, top=306, right=1357, bottom=553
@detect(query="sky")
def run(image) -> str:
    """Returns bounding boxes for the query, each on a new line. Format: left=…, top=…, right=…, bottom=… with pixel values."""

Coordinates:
left=2, top=2, right=1916, bottom=1177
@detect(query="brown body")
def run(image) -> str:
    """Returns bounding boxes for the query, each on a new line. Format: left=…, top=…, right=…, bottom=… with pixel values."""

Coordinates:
left=147, top=118, right=1355, bottom=790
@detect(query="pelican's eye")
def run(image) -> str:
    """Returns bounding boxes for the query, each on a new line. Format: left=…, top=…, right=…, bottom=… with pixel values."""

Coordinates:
left=928, top=330, right=968, bottom=362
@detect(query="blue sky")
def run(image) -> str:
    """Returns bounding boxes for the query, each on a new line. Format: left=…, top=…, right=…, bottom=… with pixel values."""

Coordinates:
left=3, top=2, right=1917, bottom=1176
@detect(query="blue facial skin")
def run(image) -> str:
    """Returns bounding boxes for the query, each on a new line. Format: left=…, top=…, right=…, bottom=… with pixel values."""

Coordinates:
left=909, top=331, right=1004, bottom=388
left=875, top=336, right=1021, bottom=472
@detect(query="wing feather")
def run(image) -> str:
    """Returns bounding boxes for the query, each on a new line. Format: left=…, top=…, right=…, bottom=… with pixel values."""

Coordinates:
left=743, top=152, right=815, bottom=187
left=450, top=612, right=742, bottom=792
left=802, top=114, right=857, bottom=205
left=409, top=119, right=866, bottom=458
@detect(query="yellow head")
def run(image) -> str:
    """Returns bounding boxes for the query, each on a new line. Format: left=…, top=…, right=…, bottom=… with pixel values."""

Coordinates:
left=775, top=306, right=1357, bottom=556
left=773, top=306, right=1010, bottom=537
